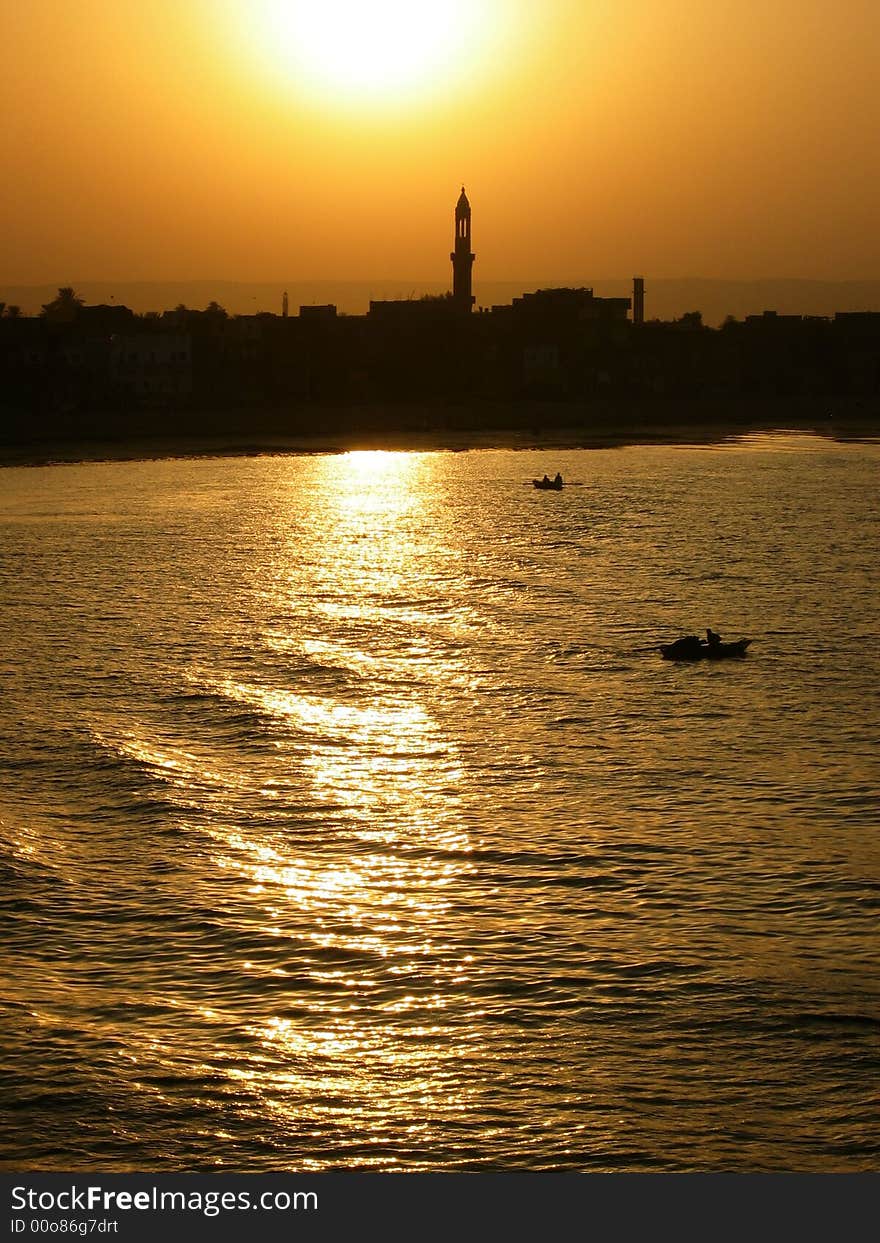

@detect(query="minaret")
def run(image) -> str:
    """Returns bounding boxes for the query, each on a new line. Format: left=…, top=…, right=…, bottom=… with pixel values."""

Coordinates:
left=282, top=290, right=289, bottom=318
left=451, top=186, right=475, bottom=311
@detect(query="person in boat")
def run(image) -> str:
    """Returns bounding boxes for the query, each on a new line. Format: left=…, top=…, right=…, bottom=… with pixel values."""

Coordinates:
left=553, top=472, right=563, bottom=487
left=706, top=628, right=722, bottom=647
left=541, top=474, right=551, bottom=485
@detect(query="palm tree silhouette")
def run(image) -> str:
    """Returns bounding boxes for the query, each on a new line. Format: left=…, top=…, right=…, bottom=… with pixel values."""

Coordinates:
left=41, top=287, right=85, bottom=320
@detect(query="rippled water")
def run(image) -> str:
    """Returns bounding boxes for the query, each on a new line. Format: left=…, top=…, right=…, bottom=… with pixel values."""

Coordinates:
left=1, top=434, right=878, bottom=1172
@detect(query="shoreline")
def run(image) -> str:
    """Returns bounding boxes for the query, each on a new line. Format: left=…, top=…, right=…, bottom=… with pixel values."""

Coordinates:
left=1, top=401, right=878, bottom=468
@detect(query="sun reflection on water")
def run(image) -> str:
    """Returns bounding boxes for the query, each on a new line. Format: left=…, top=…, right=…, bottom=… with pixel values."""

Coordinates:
left=199, top=450, right=479, bottom=1135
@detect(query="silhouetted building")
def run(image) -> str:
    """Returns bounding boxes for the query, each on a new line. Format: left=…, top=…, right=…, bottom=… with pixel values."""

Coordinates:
left=833, top=311, right=880, bottom=330
left=299, top=304, right=337, bottom=322
left=744, top=310, right=803, bottom=326
left=368, top=295, right=456, bottom=321
left=451, top=186, right=475, bottom=312
left=507, top=287, right=630, bottom=321
left=633, top=277, right=645, bottom=326
left=282, top=291, right=289, bottom=319
left=485, top=287, right=632, bottom=398
left=110, top=333, right=192, bottom=402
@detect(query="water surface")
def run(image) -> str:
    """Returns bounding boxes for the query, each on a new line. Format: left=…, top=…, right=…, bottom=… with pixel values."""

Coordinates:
left=1, top=434, right=878, bottom=1170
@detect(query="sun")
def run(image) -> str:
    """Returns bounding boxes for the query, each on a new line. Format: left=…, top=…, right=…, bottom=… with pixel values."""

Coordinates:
left=250, top=0, right=502, bottom=106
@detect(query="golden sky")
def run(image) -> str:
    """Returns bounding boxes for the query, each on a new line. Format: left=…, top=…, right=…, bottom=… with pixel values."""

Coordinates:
left=2, top=0, right=878, bottom=284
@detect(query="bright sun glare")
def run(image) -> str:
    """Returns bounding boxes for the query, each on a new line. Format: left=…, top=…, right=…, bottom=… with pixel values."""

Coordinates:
left=253, top=0, right=501, bottom=104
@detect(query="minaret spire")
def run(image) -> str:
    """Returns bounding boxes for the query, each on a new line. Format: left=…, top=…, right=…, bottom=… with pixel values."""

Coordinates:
left=451, top=186, right=475, bottom=311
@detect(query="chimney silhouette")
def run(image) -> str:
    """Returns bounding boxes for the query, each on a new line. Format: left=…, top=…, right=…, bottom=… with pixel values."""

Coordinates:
left=633, top=276, right=645, bottom=326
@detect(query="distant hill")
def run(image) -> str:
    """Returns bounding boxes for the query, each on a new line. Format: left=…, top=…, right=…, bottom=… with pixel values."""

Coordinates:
left=3, top=278, right=879, bottom=326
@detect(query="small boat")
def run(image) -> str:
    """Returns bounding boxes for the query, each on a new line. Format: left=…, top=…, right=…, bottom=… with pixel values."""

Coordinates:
left=533, top=475, right=563, bottom=490
left=660, top=635, right=752, bottom=661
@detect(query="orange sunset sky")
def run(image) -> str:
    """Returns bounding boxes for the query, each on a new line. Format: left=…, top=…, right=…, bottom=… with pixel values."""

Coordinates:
left=2, top=0, right=878, bottom=286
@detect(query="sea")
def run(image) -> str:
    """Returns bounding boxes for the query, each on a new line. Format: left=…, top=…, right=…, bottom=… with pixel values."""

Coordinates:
left=1, top=432, right=878, bottom=1172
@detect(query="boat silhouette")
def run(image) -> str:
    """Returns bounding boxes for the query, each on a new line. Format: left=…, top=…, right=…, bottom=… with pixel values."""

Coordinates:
left=660, top=635, right=751, bottom=661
